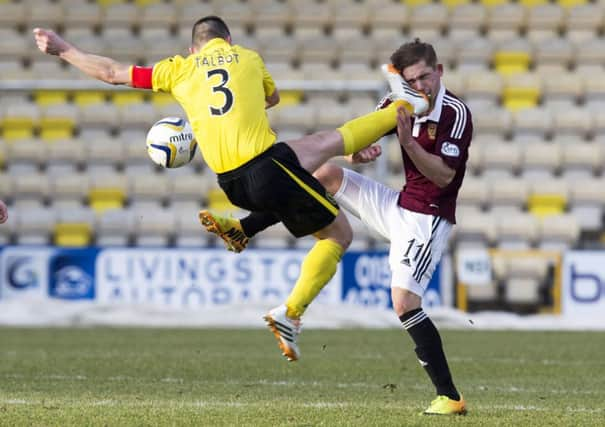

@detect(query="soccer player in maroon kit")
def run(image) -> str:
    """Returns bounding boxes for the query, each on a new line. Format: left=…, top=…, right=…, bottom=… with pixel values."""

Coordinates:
left=315, top=39, right=472, bottom=415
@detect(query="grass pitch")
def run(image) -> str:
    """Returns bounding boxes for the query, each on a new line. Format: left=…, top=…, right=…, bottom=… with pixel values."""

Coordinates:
left=0, top=327, right=603, bottom=426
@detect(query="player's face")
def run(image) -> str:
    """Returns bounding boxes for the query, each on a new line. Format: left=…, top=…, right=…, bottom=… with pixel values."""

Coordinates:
left=402, top=60, right=443, bottom=107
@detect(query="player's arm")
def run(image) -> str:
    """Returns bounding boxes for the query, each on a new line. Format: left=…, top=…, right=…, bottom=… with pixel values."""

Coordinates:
left=266, top=88, right=280, bottom=109
left=396, top=106, right=455, bottom=188
left=346, top=144, right=382, bottom=164
left=33, top=28, right=132, bottom=86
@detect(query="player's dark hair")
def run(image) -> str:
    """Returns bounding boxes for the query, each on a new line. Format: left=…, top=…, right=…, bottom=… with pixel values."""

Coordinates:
left=390, top=38, right=438, bottom=73
left=192, top=15, right=231, bottom=46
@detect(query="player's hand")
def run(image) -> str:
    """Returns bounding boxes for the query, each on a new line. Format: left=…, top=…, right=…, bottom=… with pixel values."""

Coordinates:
left=0, top=200, right=8, bottom=224
left=396, top=106, right=413, bottom=149
left=33, top=28, right=71, bottom=56
left=346, top=144, right=382, bottom=164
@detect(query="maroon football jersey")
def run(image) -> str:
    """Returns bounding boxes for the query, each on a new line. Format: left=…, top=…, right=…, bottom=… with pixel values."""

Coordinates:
left=396, top=88, right=473, bottom=224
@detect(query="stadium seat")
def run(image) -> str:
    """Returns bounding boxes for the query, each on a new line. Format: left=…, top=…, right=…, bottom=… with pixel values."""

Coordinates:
left=103, top=3, right=140, bottom=29
left=574, top=38, right=605, bottom=72
left=73, top=91, right=107, bottom=107
left=96, top=208, right=134, bottom=246
left=0, top=173, right=13, bottom=205
left=560, top=141, right=602, bottom=180
left=453, top=210, right=497, bottom=246
left=503, top=276, right=542, bottom=305
left=139, top=2, right=177, bottom=27
left=408, top=3, right=449, bottom=40
left=486, top=3, right=526, bottom=42
left=85, top=136, right=125, bottom=171
left=118, top=103, right=157, bottom=129
left=448, top=3, right=487, bottom=42
left=494, top=212, right=539, bottom=249
left=463, top=71, right=502, bottom=107
left=89, top=172, right=128, bottom=213
left=7, top=139, right=48, bottom=172
left=253, top=1, right=292, bottom=29
left=174, top=210, right=209, bottom=248
left=533, top=38, right=574, bottom=73
left=53, top=206, right=95, bottom=247
left=46, top=139, right=86, bottom=174
left=569, top=178, right=605, bottom=232
left=521, top=141, right=562, bottom=179
left=274, top=104, right=317, bottom=133
left=512, top=108, right=552, bottom=141
left=527, top=178, right=569, bottom=218
left=525, top=4, right=565, bottom=43
left=487, top=176, right=528, bottom=212
left=63, top=1, right=102, bottom=28
left=39, top=104, right=78, bottom=141
left=290, top=1, right=333, bottom=30
left=472, top=107, right=513, bottom=139
left=458, top=175, right=488, bottom=211
left=538, top=213, right=580, bottom=250
left=14, top=206, right=56, bottom=245
left=0, top=3, right=27, bottom=29
left=133, top=208, right=175, bottom=247
left=481, top=140, right=522, bottom=178
left=493, top=50, right=532, bottom=76
left=541, top=71, right=583, bottom=110
left=2, top=103, right=39, bottom=141
left=167, top=173, right=208, bottom=208
left=565, top=4, right=603, bottom=43
left=215, top=1, right=255, bottom=29
left=552, top=109, right=594, bottom=141
left=502, top=73, right=542, bottom=112
left=129, top=172, right=170, bottom=210
left=50, top=171, right=89, bottom=209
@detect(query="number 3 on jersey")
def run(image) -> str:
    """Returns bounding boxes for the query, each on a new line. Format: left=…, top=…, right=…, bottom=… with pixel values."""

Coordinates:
left=207, top=68, right=233, bottom=116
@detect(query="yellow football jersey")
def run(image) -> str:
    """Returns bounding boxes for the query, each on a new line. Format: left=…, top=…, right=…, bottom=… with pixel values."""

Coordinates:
left=151, top=38, right=277, bottom=173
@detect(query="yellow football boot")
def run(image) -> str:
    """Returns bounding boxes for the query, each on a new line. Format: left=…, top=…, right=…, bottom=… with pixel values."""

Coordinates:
left=198, top=210, right=249, bottom=253
left=423, top=395, right=467, bottom=415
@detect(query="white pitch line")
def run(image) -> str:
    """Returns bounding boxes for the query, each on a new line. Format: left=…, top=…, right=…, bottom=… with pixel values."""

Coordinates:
left=0, top=398, right=602, bottom=413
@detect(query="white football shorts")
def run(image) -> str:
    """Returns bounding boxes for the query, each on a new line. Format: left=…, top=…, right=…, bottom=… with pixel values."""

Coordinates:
left=333, top=168, right=452, bottom=297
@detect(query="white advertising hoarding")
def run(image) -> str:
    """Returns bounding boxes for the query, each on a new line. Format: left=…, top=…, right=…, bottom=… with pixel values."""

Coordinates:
left=562, top=251, right=605, bottom=317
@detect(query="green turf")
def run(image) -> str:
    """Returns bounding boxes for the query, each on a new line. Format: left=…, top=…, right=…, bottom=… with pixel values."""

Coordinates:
left=0, top=327, right=603, bottom=426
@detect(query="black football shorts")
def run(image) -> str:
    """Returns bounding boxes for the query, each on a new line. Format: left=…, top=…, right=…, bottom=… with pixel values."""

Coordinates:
left=216, top=142, right=339, bottom=237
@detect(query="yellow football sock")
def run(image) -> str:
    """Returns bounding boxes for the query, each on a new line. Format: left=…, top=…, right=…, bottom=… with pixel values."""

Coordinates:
left=337, top=100, right=411, bottom=155
left=286, top=238, right=344, bottom=319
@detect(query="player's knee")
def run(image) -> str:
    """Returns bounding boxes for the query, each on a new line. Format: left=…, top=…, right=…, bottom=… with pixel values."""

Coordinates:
left=391, top=288, right=422, bottom=317
left=314, top=163, right=343, bottom=194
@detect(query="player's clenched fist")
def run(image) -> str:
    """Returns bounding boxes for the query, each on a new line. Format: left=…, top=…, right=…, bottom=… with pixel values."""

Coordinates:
left=33, top=28, right=70, bottom=56
left=0, top=200, right=8, bottom=224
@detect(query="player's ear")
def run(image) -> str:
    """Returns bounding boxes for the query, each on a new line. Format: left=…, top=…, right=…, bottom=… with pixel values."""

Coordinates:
left=226, top=35, right=232, bottom=44
left=188, top=46, right=195, bottom=54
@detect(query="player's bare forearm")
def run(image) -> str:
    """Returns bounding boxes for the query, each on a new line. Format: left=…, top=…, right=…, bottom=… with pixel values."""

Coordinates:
left=266, top=89, right=280, bottom=109
left=62, top=49, right=131, bottom=85
left=33, top=28, right=131, bottom=86
left=404, top=141, right=455, bottom=187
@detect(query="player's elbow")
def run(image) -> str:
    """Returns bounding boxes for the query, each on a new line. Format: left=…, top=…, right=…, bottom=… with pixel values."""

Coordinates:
left=103, top=69, right=122, bottom=85
left=266, top=90, right=280, bottom=108
left=434, top=169, right=456, bottom=188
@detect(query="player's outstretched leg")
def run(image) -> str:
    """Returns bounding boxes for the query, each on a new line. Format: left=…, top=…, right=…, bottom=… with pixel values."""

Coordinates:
left=198, top=210, right=249, bottom=253
left=423, top=395, right=467, bottom=416
left=380, top=64, right=430, bottom=116
left=263, top=304, right=301, bottom=361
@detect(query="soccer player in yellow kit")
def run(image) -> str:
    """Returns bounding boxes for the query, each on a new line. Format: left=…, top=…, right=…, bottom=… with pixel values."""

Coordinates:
left=33, top=16, right=428, bottom=362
